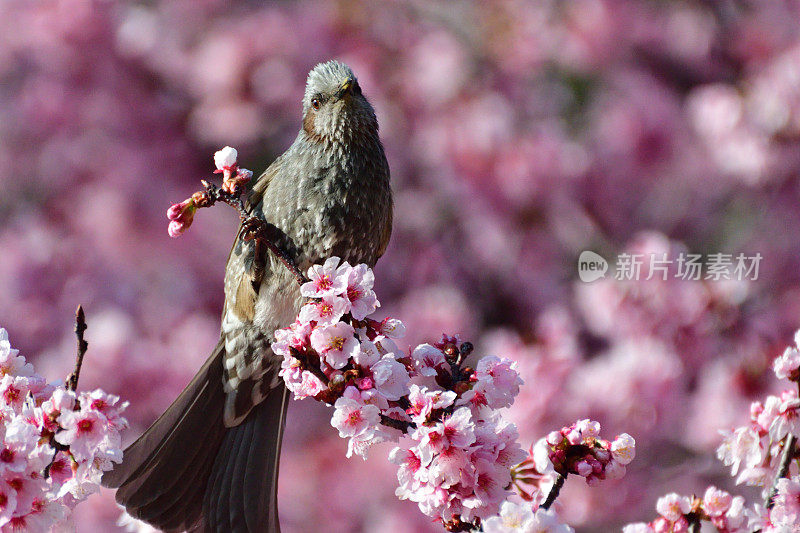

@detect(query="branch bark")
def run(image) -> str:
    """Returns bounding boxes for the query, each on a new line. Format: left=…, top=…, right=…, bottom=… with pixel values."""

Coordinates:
left=766, top=434, right=797, bottom=509
left=540, top=473, right=566, bottom=510
left=65, top=305, right=88, bottom=391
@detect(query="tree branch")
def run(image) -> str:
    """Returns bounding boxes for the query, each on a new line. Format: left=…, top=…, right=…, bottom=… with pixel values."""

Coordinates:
left=65, top=305, right=88, bottom=392
left=766, top=434, right=797, bottom=509
left=380, top=414, right=415, bottom=433
left=540, top=473, right=566, bottom=510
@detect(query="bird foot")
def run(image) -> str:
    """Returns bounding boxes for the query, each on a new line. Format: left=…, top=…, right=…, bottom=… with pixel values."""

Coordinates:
left=241, top=216, right=267, bottom=242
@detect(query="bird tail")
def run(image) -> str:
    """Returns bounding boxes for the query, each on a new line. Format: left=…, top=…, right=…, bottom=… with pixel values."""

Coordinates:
left=102, top=340, right=290, bottom=533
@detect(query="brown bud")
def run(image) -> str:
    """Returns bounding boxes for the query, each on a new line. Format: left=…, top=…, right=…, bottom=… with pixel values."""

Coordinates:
left=453, top=381, right=471, bottom=395
left=191, top=190, right=212, bottom=208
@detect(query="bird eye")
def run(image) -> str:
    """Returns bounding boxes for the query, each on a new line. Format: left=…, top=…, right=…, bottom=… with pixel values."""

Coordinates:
left=311, top=98, right=320, bottom=110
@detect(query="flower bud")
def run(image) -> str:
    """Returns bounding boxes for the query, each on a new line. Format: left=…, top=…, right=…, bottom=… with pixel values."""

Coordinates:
left=214, top=146, right=238, bottom=171
left=166, top=198, right=197, bottom=238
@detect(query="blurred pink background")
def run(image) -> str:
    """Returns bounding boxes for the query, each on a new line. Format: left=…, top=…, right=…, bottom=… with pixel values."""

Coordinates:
left=2, top=1, right=800, bottom=531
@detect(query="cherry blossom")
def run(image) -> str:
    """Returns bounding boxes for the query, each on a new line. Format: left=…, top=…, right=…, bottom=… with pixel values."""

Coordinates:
left=310, top=321, right=359, bottom=369
left=301, top=257, right=351, bottom=299
left=330, top=397, right=380, bottom=439
left=213, top=146, right=238, bottom=171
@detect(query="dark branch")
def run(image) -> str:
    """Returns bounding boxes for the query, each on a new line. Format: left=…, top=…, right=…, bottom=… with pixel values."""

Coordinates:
left=65, top=305, right=88, bottom=392
left=380, top=414, right=415, bottom=433
left=687, top=514, right=701, bottom=533
left=766, top=434, right=797, bottom=509
left=540, top=473, right=566, bottom=510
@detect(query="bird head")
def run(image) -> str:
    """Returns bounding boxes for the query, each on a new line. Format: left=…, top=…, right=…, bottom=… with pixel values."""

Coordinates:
left=301, top=60, right=378, bottom=145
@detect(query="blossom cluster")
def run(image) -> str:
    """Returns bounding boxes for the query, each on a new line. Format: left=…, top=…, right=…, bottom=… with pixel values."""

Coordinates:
left=531, top=419, right=635, bottom=486
left=625, top=330, right=800, bottom=532
left=623, top=487, right=746, bottom=533
left=0, top=329, right=128, bottom=531
left=274, top=257, right=535, bottom=530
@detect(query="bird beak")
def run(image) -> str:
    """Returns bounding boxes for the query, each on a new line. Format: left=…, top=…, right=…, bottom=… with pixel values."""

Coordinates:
left=336, top=77, right=355, bottom=99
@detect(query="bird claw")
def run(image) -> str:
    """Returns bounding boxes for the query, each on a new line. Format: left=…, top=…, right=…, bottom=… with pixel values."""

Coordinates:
left=241, top=216, right=266, bottom=241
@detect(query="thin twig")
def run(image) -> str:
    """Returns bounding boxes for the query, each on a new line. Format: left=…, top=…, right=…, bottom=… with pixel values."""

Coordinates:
left=380, top=414, right=415, bottom=433
left=687, top=515, right=701, bottom=533
left=540, top=473, right=566, bottom=510
left=766, top=434, right=797, bottom=509
left=65, top=305, right=88, bottom=391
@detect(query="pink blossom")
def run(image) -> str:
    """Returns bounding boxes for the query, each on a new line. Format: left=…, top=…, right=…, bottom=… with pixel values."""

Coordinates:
left=370, top=355, right=410, bottom=401
left=604, top=459, right=627, bottom=480
left=475, top=355, right=523, bottom=408
left=772, top=476, right=800, bottom=525
left=405, top=385, right=456, bottom=424
left=774, top=345, right=800, bottom=380
left=272, top=320, right=312, bottom=358
left=482, top=500, right=535, bottom=533
left=301, top=257, right=350, bottom=298
left=702, top=486, right=732, bottom=517
left=411, top=344, right=447, bottom=377
left=41, top=388, right=76, bottom=418
left=440, top=408, right=476, bottom=449
left=309, top=321, right=358, bottom=370
left=0, top=376, right=29, bottom=411
left=330, top=397, right=380, bottom=439
left=462, top=458, right=506, bottom=516
left=344, top=264, right=379, bottom=320
left=55, top=409, right=105, bottom=461
left=377, top=318, right=406, bottom=339
left=80, top=389, right=128, bottom=429
left=47, top=451, right=74, bottom=487
left=655, top=493, right=691, bottom=522
left=354, top=340, right=381, bottom=367
left=769, top=396, right=800, bottom=442
left=3, top=469, right=47, bottom=520
left=484, top=504, right=574, bottom=533
left=0, top=481, right=16, bottom=527
left=575, top=419, right=601, bottom=439
left=389, top=446, right=428, bottom=489
left=0, top=331, right=32, bottom=378
left=298, top=296, right=349, bottom=326
left=611, top=433, right=636, bottom=465
left=716, top=426, right=763, bottom=476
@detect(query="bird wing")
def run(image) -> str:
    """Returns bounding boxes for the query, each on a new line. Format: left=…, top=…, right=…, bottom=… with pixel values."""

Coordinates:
left=220, top=153, right=291, bottom=428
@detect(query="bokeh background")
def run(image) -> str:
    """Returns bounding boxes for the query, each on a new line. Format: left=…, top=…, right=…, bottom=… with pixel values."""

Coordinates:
left=2, top=0, right=800, bottom=531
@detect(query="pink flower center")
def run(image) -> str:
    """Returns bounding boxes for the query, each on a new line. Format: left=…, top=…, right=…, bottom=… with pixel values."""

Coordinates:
left=347, top=286, right=361, bottom=302
left=319, top=302, right=333, bottom=317
left=0, top=448, right=13, bottom=463
left=315, top=275, right=332, bottom=292
left=7, top=478, right=22, bottom=491
left=347, top=411, right=362, bottom=425
left=3, top=386, right=19, bottom=404
left=78, top=419, right=94, bottom=433
left=0, top=493, right=6, bottom=508
left=328, top=336, right=345, bottom=351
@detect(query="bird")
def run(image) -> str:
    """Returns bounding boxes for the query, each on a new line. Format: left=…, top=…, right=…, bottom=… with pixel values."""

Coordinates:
left=102, top=60, right=393, bottom=533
